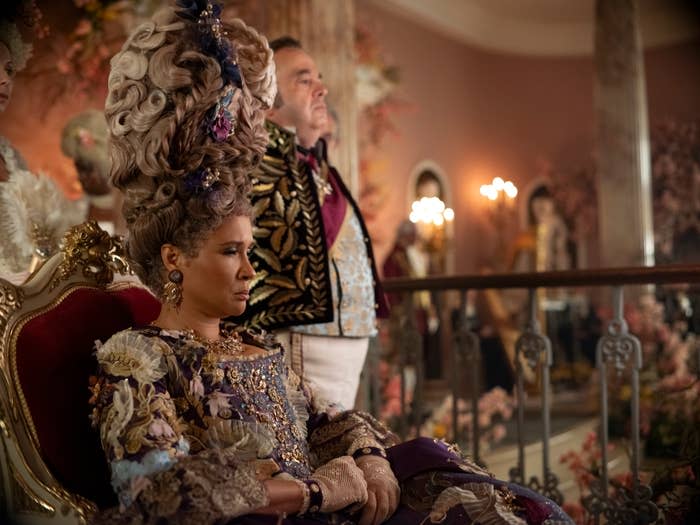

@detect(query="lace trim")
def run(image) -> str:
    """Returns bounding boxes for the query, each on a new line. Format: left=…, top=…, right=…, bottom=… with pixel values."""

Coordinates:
left=308, top=411, right=398, bottom=466
left=92, top=449, right=269, bottom=525
left=285, top=368, right=310, bottom=440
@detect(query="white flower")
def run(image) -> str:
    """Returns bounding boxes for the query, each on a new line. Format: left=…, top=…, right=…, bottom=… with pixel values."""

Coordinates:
left=102, top=379, right=134, bottom=460
left=97, top=330, right=168, bottom=384
left=356, top=64, right=395, bottom=109
left=190, top=375, right=205, bottom=400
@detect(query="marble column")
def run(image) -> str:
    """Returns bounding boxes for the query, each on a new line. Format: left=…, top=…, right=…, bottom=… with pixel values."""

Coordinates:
left=229, top=0, right=359, bottom=194
left=594, top=0, right=655, bottom=267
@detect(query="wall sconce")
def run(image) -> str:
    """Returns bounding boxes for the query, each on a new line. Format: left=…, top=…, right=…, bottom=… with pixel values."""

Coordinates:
left=409, top=196, right=454, bottom=226
left=479, top=177, right=518, bottom=202
left=408, top=196, right=454, bottom=265
left=478, top=177, right=518, bottom=268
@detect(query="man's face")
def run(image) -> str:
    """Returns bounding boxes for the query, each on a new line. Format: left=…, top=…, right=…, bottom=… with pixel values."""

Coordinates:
left=268, top=47, right=328, bottom=142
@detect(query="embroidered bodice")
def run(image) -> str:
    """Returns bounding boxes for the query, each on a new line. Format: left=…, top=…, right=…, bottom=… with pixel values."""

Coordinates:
left=148, top=327, right=312, bottom=478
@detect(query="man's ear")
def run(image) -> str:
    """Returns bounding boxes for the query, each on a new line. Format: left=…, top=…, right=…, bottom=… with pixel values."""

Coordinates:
left=266, top=91, right=284, bottom=123
left=161, top=244, right=181, bottom=272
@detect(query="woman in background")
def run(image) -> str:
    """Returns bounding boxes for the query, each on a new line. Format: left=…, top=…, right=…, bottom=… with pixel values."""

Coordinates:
left=0, top=18, right=81, bottom=281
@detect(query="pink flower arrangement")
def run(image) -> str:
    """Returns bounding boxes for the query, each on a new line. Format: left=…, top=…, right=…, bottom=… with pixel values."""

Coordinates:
left=378, top=359, right=412, bottom=421
left=419, top=387, right=514, bottom=450
left=560, top=294, right=700, bottom=522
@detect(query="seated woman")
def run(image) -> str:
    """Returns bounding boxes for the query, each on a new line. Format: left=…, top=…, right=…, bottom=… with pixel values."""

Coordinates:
left=90, top=2, right=572, bottom=524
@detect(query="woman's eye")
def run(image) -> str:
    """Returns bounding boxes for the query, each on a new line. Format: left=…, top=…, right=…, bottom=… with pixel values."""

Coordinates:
left=223, top=248, right=239, bottom=255
left=6, top=65, right=14, bottom=77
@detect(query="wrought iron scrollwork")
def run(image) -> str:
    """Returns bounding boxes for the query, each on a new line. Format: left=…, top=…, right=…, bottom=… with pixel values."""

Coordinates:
left=527, top=470, right=563, bottom=506
left=511, top=289, right=560, bottom=504
left=586, top=286, right=658, bottom=524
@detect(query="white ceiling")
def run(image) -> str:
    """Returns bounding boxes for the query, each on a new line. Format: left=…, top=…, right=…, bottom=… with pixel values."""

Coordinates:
left=370, top=0, right=700, bottom=56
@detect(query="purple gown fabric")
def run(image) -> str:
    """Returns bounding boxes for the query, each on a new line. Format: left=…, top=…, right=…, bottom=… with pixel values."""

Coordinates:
left=235, top=438, right=572, bottom=524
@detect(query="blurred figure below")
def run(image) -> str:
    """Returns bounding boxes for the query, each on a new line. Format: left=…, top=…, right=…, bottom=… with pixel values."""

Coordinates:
left=61, top=109, right=121, bottom=234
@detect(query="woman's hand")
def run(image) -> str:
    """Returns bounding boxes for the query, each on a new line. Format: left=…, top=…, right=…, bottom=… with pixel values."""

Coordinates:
left=355, top=455, right=400, bottom=525
left=310, top=456, right=368, bottom=513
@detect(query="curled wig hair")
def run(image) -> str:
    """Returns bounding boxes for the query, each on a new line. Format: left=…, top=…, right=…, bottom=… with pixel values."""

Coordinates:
left=0, top=19, right=32, bottom=71
left=105, top=6, right=275, bottom=297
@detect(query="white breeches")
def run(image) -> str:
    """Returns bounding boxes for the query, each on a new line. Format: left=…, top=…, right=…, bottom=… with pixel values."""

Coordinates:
left=275, top=331, right=369, bottom=410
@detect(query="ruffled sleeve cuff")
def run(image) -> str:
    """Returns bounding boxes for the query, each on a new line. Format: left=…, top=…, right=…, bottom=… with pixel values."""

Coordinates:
left=93, top=448, right=269, bottom=525
left=308, top=411, right=399, bottom=467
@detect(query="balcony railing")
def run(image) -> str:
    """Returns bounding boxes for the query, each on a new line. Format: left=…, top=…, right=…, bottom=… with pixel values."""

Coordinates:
left=374, top=263, right=700, bottom=524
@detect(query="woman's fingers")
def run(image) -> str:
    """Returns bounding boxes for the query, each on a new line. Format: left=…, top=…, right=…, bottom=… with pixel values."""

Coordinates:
left=373, top=490, right=390, bottom=525
left=387, top=484, right=400, bottom=517
left=358, top=491, right=377, bottom=525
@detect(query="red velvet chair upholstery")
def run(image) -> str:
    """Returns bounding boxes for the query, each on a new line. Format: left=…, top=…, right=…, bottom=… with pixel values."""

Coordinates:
left=0, top=222, right=160, bottom=524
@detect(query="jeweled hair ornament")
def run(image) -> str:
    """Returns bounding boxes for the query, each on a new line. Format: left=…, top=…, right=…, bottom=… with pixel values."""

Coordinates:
left=175, top=0, right=242, bottom=89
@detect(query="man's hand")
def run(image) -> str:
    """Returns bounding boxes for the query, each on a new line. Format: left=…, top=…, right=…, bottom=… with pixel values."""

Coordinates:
left=355, top=455, right=400, bottom=525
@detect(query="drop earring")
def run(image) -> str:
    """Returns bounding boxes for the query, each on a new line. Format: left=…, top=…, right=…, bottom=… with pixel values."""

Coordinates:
left=163, top=269, right=183, bottom=309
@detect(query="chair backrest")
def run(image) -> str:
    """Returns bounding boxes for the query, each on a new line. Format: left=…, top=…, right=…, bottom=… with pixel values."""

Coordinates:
left=0, top=221, right=160, bottom=524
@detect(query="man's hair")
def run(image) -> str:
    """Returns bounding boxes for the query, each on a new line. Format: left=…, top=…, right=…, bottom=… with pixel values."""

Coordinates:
left=269, top=36, right=303, bottom=109
left=269, top=36, right=302, bottom=53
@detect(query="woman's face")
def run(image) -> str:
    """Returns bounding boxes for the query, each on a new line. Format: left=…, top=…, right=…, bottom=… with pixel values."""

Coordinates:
left=76, top=159, right=111, bottom=196
left=178, top=214, right=255, bottom=318
left=0, top=43, right=15, bottom=113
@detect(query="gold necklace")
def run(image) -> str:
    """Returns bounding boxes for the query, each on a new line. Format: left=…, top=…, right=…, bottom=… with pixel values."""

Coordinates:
left=183, top=327, right=244, bottom=357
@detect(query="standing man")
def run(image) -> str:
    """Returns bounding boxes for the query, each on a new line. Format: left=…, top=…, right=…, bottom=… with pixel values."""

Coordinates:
left=234, top=37, right=387, bottom=409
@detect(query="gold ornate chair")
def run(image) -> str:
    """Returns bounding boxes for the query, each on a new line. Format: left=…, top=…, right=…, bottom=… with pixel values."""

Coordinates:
left=0, top=222, right=160, bottom=524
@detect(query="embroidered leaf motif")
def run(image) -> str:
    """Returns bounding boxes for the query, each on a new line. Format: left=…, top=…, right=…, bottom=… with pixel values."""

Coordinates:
left=266, top=275, right=297, bottom=289
left=285, top=200, right=300, bottom=226
left=280, top=229, right=296, bottom=260
left=250, top=269, right=268, bottom=289
left=255, top=248, right=282, bottom=272
left=295, top=259, right=308, bottom=290
left=253, top=227, right=271, bottom=238
left=253, top=197, right=270, bottom=218
left=274, top=191, right=285, bottom=217
left=269, top=289, right=303, bottom=306
left=262, top=156, right=286, bottom=169
left=270, top=226, right=286, bottom=252
left=278, top=177, right=290, bottom=197
left=250, top=285, right=278, bottom=305
left=253, top=182, right=275, bottom=194
left=258, top=218, right=285, bottom=228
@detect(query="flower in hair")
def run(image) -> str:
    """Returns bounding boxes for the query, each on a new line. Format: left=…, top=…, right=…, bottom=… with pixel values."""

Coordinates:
left=184, top=167, right=221, bottom=194
left=209, top=87, right=235, bottom=141
left=175, top=0, right=242, bottom=89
